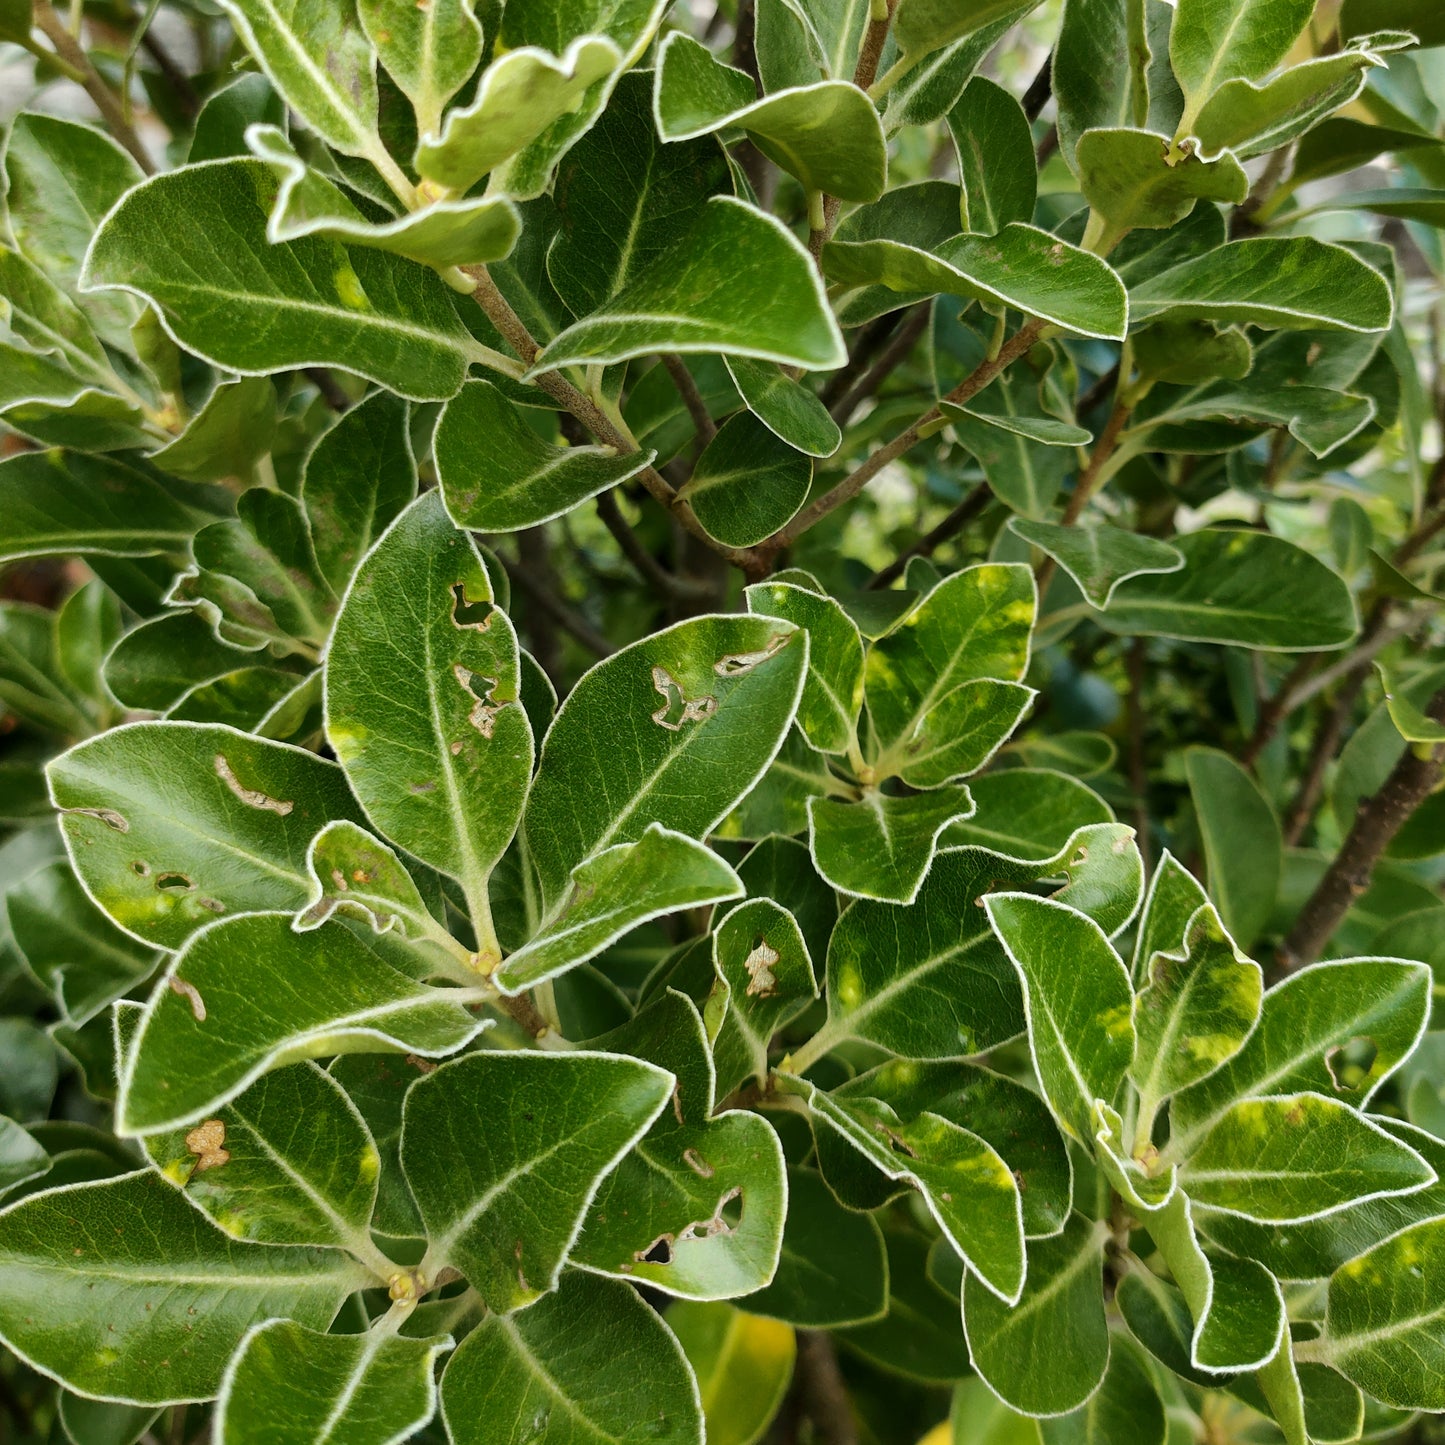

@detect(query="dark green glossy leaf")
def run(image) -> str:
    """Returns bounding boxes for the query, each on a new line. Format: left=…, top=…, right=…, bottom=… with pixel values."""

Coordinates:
left=681, top=414, right=813, bottom=549
left=725, top=357, right=841, bottom=459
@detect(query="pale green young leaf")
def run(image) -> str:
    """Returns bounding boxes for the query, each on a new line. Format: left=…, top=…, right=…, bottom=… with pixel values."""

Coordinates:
left=415, top=37, right=621, bottom=194
left=1318, top=1215, right=1445, bottom=1409
left=1132, top=903, right=1262, bottom=1106
left=82, top=160, right=483, bottom=402
left=667, top=1301, right=794, bottom=1445
left=984, top=892, right=1136, bottom=1143
left=711, top=897, right=817, bottom=1095
left=0, top=1170, right=367, bottom=1404
left=47, top=721, right=365, bottom=949
left=814, top=821, right=1142, bottom=1061
left=893, top=0, right=1043, bottom=58
left=1037, top=1338, right=1167, bottom=1445
left=1171, top=956, right=1431, bottom=1149
left=1076, top=128, right=1248, bottom=243
left=498, top=826, right=743, bottom=991
left=520, top=612, right=805, bottom=914
left=948, top=77, right=1037, bottom=236
left=745, top=580, right=864, bottom=756
left=0, top=246, right=119, bottom=389
left=246, top=126, right=521, bottom=270
left=358, top=0, right=482, bottom=135
left=216, top=1318, right=452, bottom=1445
left=436, top=379, right=655, bottom=532
left=214, top=0, right=385, bottom=163
left=1181, top=1092, right=1434, bottom=1222
left=742, top=1167, right=888, bottom=1327
left=804, top=1088, right=1025, bottom=1303
left=440, top=1269, right=704, bottom=1445
left=962, top=1213, right=1109, bottom=1417
left=887, top=679, right=1036, bottom=790
left=655, top=33, right=886, bottom=203
left=1099, top=529, right=1359, bottom=650
left=140, top=1062, right=380, bottom=1251
left=808, top=786, right=975, bottom=905
left=117, top=913, right=485, bottom=1135
left=401, top=1050, right=671, bottom=1311
left=534, top=197, right=846, bottom=373
left=679, top=414, right=813, bottom=548
left=1009, top=518, right=1184, bottom=610
left=300, top=389, right=416, bottom=599
left=724, top=357, right=841, bottom=458
left=1170, top=0, right=1316, bottom=119
left=572, top=992, right=786, bottom=1299
left=1186, top=746, right=1282, bottom=949
left=326, top=492, right=533, bottom=915
left=1129, top=238, right=1394, bottom=333
left=295, top=820, right=438, bottom=939
left=865, top=562, right=1036, bottom=760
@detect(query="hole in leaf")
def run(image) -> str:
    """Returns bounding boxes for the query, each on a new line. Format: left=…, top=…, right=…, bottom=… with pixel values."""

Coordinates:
left=131, top=860, right=150, bottom=877
left=451, top=582, right=493, bottom=630
left=156, top=872, right=194, bottom=892
left=1326, top=1036, right=1378, bottom=1093
left=639, top=1235, right=674, bottom=1265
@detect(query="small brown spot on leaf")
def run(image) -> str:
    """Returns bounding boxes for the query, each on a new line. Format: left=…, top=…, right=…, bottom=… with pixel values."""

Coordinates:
left=63, top=806, right=129, bottom=832
left=683, top=1148, right=714, bottom=1179
left=744, top=939, right=780, bottom=997
left=214, top=755, right=293, bottom=815
left=168, top=975, right=206, bottom=1022
left=714, top=632, right=789, bottom=676
left=185, top=1119, right=230, bottom=1173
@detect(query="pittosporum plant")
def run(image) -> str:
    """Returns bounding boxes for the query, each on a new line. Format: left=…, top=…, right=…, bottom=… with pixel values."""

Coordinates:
left=2, top=0, right=1445, bottom=1441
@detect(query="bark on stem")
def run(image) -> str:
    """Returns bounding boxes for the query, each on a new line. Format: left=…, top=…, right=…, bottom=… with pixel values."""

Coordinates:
left=867, top=482, right=990, bottom=589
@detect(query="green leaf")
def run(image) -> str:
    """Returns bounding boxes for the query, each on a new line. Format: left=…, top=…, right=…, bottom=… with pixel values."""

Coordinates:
left=1129, top=238, right=1394, bottom=333
left=745, top=580, right=864, bottom=756
left=571, top=990, right=787, bottom=1299
left=724, top=357, right=841, bottom=459
left=217, top=1318, right=452, bottom=1445
left=813, top=821, right=1142, bottom=1060
left=948, top=76, right=1037, bottom=236
left=803, top=1087, right=1025, bottom=1303
left=666, top=1301, right=793, bottom=1445
left=1171, top=956, right=1431, bottom=1150
left=1185, top=746, right=1282, bottom=949
left=57, top=1393, right=161, bottom=1445
left=656, top=32, right=886, bottom=203
left=0, top=1114, right=48, bottom=1195
left=214, top=0, right=390, bottom=167
left=962, top=1213, right=1109, bottom=1417
left=1340, top=0, right=1445, bottom=46
left=117, top=913, right=484, bottom=1134
left=548, top=71, right=732, bottom=316
left=1379, top=663, right=1445, bottom=743
left=440, top=1269, right=704, bottom=1445
left=741, top=1167, right=887, bottom=1327
left=679, top=414, right=813, bottom=548
left=498, top=826, right=743, bottom=991
left=1131, top=903, right=1261, bottom=1108
left=1194, top=1251, right=1286, bottom=1371
left=520, top=612, right=805, bottom=915
left=138, top=1061, right=380, bottom=1251
left=893, top=0, right=1043, bottom=58
left=300, top=389, right=416, bottom=598
left=942, top=768, right=1113, bottom=856
left=1181, top=1092, right=1434, bottom=1222
left=0, top=1170, right=366, bottom=1404
left=1076, top=128, right=1248, bottom=245
left=808, top=787, right=976, bottom=905
left=1318, top=1215, right=1445, bottom=1409
left=825, top=215, right=1129, bottom=341
left=401, top=1049, right=671, bottom=1311
left=82, top=160, right=484, bottom=402
left=866, top=562, right=1036, bottom=764
left=415, top=37, right=622, bottom=194
left=358, top=0, right=481, bottom=135
left=1192, top=43, right=1401, bottom=160
left=984, top=892, right=1136, bottom=1143
left=1037, top=1337, right=1167, bottom=1445
left=534, top=197, right=846, bottom=373
left=47, top=721, right=365, bottom=949
left=1170, top=0, right=1315, bottom=124
left=246, top=125, right=521, bottom=270
left=1098, top=529, right=1359, bottom=650
left=1132, top=320, right=1253, bottom=385
left=1009, top=519, right=1184, bottom=609
left=436, top=379, right=655, bottom=532
left=150, top=376, right=278, bottom=485
left=326, top=492, right=532, bottom=921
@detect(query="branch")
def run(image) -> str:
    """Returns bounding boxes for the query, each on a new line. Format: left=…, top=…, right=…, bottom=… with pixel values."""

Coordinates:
left=867, top=481, right=990, bottom=589
left=828, top=303, right=930, bottom=425
left=1240, top=653, right=1321, bottom=767
left=820, top=312, right=905, bottom=409
left=33, top=2, right=154, bottom=173
left=1021, top=51, right=1053, bottom=121
left=595, top=491, right=711, bottom=601
left=769, top=317, right=1047, bottom=552
left=661, top=354, right=717, bottom=445
left=502, top=550, right=614, bottom=661
left=305, top=367, right=352, bottom=412
left=794, top=1332, right=858, bottom=1445
left=1279, top=687, right=1445, bottom=972
left=1281, top=680, right=1359, bottom=848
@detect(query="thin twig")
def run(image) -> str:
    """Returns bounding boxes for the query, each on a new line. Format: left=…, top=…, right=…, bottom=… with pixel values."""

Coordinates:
left=141, top=29, right=199, bottom=118
left=595, top=491, right=711, bottom=601
left=305, top=367, right=352, bottom=412
left=1240, top=653, right=1321, bottom=768
left=662, top=354, right=717, bottom=444
left=1021, top=51, right=1053, bottom=121
left=829, top=304, right=930, bottom=424
left=820, top=313, right=904, bottom=409
left=867, top=482, right=990, bottom=589
left=769, top=318, right=1047, bottom=553
left=1281, top=682, right=1358, bottom=848
left=794, top=1332, right=858, bottom=1445
left=1126, top=637, right=1152, bottom=873
left=33, top=1, right=154, bottom=172
left=1279, top=687, right=1445, bottom=972
left=503, top=549, right=613, bottom=661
